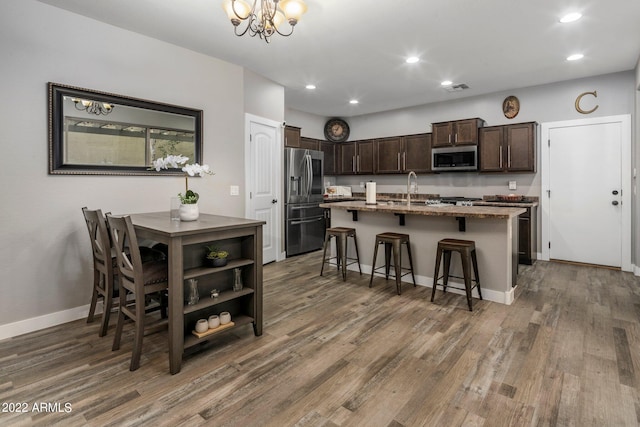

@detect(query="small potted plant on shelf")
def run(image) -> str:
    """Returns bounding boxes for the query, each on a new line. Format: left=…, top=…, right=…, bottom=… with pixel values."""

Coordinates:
left=205, top=245, right=229, bottom=267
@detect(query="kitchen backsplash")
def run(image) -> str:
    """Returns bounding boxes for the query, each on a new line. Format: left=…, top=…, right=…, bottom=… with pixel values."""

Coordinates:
left=332, top=173, right=540, bottom=200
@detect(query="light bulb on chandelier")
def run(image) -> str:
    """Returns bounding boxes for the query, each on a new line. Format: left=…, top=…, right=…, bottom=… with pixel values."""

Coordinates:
left=222, top=0, right=307, bottom=43
left=71, top=98, right=114, bottom=115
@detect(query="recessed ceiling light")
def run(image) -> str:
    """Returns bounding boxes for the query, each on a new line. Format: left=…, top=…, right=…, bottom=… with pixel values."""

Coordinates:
left=406, top=56, right=419, bottom=64
left=566, top=53, right=584, bottom=61
left=560, top=12, right=582, bottom=23
left=440, top=80, right=453, bottom=86
left=349, top=99, right=359, bottom=104
left=305, top=84, right=316, bottom=90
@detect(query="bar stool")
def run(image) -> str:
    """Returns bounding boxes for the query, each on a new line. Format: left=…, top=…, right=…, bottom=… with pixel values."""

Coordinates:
left=320, top=227, right=362, bottom=281
left=369, top=232, right=416, bottom=295
left=431, top=238, right=483, bottom=311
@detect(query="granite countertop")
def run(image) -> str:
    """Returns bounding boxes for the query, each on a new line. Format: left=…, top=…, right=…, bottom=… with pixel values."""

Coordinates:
left=324, top=193, right=539, bottom=208
left=320, top=200, right=525, bottom=219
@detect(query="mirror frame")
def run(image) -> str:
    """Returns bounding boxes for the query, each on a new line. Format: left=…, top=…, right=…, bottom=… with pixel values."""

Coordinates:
left=48, top=82, right=203, bottom=175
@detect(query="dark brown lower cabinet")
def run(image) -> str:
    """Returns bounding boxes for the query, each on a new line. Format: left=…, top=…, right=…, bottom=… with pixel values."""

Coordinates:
left=518, top=206, right=537, bottom=265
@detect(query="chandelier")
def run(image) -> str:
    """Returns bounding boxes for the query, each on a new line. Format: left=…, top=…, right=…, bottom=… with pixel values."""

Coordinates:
left=222, top=0, right=307, bottom=43
left=71, top=98, right=114, bottom=115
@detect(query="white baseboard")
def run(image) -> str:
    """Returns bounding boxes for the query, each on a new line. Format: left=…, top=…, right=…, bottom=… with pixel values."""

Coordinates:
left=0, top=303, right=98, bottom=341
left=347, top=264, right=515, bottom=305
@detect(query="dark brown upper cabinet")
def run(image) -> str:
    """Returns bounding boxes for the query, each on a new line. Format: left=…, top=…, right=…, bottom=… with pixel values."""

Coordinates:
left=299, top=137, right=319, bottom=150
left=479, top=122, right=536, bottom=173
left=284, top=125, right=301, bottom=148
left=375, top=134, right=431, bottom=174
left=320, top=140, right=337, bottom=176
left=338, top=140, right=374, bottom=175
left=432, top=118, right=485, bottom=148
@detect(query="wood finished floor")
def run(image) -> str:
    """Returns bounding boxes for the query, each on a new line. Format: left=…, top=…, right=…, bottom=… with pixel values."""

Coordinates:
left=1, top=253, right=640, bottom=426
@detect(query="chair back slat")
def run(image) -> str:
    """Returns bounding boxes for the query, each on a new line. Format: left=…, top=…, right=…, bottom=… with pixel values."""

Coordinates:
left=106, top=214, right=142, bottom=287
left=81, top=206, right=118, bottom=337
left=82, top=207, right=111, bottom=271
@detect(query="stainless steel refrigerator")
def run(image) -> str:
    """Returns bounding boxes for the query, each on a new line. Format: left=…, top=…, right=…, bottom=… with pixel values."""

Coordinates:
left=285, top=148, right=325, bottom=256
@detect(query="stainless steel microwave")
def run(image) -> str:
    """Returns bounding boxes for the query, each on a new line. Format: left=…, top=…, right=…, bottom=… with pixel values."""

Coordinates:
left=432, top=145, right=478, bottom=172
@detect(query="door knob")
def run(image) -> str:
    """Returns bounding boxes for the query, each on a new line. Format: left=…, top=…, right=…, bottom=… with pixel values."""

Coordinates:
left=612, top=190, right=619, bottom=195
left=612, top=201, right=619, bottom=206
left=271, top=199, right=278, bottom=204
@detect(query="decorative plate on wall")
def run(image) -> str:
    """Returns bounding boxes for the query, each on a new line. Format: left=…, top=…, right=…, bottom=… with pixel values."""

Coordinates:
left=502, top=95, right=520, bottom=119
left=324, top=118, right=350, bottom=142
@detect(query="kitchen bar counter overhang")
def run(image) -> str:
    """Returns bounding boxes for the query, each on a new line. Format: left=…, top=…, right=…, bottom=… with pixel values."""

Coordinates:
left=320, top=201, right=526, bottom=305
left=320, top=200, right=525, bottom=219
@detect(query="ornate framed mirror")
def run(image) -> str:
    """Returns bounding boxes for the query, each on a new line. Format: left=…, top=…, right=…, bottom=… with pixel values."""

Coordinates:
left=48, top=82, right=203, bottom=175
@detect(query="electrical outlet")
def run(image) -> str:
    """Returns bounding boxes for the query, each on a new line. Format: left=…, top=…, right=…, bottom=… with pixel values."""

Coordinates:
left=508, top=181, right=517, bottom=190
left=230, top=185, right=239, bottom=196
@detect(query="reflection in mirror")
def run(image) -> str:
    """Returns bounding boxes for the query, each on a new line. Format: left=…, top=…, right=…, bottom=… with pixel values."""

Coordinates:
left=49, top=83, right=202, bottom=175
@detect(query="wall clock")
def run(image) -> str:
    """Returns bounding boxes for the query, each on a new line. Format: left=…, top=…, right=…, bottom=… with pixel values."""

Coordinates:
left=502, top=95, right=520, bottom=119
left=324, top=118, right=350, bottom=142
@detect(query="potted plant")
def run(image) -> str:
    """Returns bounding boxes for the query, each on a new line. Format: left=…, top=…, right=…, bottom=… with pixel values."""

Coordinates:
left=205, top=245, right=229, bottom=267
left=150, top=155, right=214, bottom=221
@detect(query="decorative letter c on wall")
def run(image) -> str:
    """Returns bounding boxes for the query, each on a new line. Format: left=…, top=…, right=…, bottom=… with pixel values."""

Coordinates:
left=575, top=91, right=599, bottom=114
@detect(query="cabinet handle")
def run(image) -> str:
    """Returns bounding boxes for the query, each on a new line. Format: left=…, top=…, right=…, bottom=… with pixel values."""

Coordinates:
left=397, top=152, right=401, bottom=170
left=508, top=146, right=511, bottom=168
left=403, top=152, right=406, bottom=170
left=499, top=149, right=503, bottom=168
left=448, top=134, right=451, bottom=144
left=357, top=155, right=360, bottom=171
left=455, top=133, right=458, bottom=144
left=352, top=156, right=356, bottom=172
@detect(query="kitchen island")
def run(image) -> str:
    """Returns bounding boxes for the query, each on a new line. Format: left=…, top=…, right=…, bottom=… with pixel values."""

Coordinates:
left=320, top=200, right=525, bottom=305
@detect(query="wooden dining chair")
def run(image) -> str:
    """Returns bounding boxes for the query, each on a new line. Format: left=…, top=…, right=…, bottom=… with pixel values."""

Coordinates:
left=106, top=214, right=169, bottom=371
left=82, top=207, right=116, bottom=337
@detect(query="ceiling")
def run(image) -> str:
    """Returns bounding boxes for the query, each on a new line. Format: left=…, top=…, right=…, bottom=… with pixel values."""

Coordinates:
left=37, top=0, right=640, bottom=118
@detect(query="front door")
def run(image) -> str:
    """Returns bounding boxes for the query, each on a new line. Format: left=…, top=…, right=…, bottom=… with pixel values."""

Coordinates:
left=246, top=114, right=281, bottom=264
left=541, top=115, right=631, bottom=270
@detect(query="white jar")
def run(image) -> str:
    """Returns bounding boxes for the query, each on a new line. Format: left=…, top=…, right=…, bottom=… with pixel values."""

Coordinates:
left=208, top=315, right=220, bottom=329
left=195, top=319, right=209, bottom=333
left=219, top=311, right=231, bottom=325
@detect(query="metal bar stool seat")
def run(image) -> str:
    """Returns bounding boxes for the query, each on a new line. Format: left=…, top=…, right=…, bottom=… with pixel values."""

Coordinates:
left=431, top=238, right=483, bottom=311
left=320, top=227, right=362, bottom=281
left=369, top=232, right=416, bottom=295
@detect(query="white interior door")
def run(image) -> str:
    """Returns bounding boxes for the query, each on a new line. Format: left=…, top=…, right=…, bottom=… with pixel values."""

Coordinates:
left=541, top=115, right=631, bottom=270
left=246, top=115, right=281, bottom=264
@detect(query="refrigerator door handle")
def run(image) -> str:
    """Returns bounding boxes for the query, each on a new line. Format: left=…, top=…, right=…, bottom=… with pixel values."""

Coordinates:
left=306, top=154, right=312, bottom=197
left=290, top=205, right=318, bottom=210
left=289, top=203, right=318, bottom=211
left=290, top=217, right=324, bottom=225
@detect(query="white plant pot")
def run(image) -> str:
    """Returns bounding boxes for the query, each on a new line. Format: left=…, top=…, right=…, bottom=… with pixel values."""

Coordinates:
left=219, top=312, right=231, bottom=325
left=195, top=319, right=208, bottom=333
left=179, top=203, right=199, bottom=221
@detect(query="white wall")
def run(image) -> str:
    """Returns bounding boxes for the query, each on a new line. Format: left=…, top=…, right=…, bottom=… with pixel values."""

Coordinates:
left=285, top=108, right=328, bottom=140
left=245, top=70, right=285, bottom=123
left=0, top=1, right=255, bottom=335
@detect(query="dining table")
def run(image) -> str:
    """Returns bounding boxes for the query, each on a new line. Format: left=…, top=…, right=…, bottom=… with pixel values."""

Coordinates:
left=129, top=211, right=265, bottom=374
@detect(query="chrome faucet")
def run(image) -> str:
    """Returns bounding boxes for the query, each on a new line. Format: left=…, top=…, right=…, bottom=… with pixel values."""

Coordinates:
left=407, top=171, right=418, bottom=206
